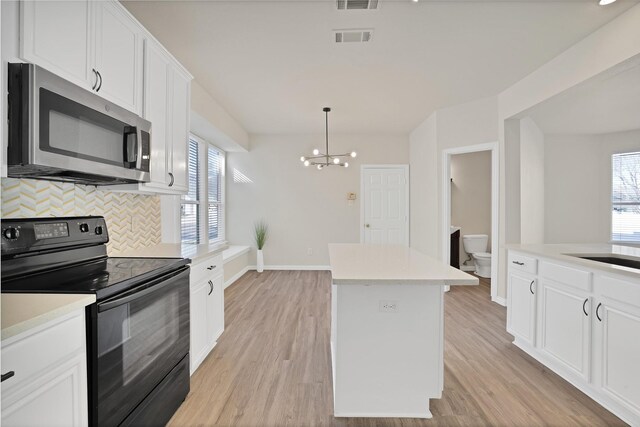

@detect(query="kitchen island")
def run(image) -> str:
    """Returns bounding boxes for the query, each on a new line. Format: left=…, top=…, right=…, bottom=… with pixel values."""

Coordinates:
left=328, top=243, right=477, bottom=418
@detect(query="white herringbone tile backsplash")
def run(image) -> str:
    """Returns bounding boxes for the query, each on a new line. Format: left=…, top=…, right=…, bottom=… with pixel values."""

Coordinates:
left=1, top=178, right=161, bottom=254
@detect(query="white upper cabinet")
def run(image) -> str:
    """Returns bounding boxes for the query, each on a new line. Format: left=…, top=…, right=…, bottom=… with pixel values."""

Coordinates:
left=168, top=68, right=191, bottom=192
left=21, top=1, right=93, bottom=87
left=92, top=1, right=142, bottom=114
left=21, top=0, right=143, bottom=114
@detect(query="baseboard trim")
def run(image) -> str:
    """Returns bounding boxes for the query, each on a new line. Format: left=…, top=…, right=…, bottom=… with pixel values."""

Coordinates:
left=492, top=295, right=507, bottom=306
left=334, top=411, right=432, bottom=419
left=249, top=265, right=332, bottom=271
left=224, top=266, right=250, bottom=289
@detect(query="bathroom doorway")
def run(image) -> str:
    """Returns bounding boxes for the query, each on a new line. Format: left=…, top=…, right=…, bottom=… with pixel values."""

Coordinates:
left=442, top=143, right=501, bottom=305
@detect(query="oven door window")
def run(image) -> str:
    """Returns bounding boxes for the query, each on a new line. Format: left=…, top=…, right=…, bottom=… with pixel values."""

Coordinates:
left=96, top=269, right=189, bottom=426
left=39, top=88, right=128, bottom=166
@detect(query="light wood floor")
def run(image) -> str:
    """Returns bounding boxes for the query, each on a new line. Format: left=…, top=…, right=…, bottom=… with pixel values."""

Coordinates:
left=169, top=271, right=625, bottom=426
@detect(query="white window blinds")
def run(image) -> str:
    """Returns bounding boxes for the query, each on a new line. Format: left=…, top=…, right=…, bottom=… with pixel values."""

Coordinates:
left=181, top=136, right=225, bottom=245
left=612, top=151, right=640, bottom=242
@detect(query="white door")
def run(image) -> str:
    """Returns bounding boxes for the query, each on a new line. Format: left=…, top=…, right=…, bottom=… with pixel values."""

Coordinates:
left=168, top=69, right=191, bottom=192
left=21, top=1, right=93, bottom=89
left=189, top=279, right=209, bottom=375
left=362, top=166, right=409, bottom=245
left=539, top=281, right=591, bottom=380
left=207, top=274, right=225, bottom=343
left=507, top=273, right=536, bottom=346
left=93, top=1, right=142, bottom=114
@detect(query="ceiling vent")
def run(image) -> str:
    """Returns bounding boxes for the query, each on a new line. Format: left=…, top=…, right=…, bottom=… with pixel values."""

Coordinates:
left=334, top=29, right=373, bottom=43
left=337, top=0, right=379, bottom=10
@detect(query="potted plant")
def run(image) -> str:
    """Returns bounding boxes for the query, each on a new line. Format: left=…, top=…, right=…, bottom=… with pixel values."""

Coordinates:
left=254, top=220, right=268, bottom=273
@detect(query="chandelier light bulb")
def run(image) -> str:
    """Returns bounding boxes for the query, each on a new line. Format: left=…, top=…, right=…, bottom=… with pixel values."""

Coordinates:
left=317, top=164, right=323, bottom=170
left=304, top=160, right=310, bottom=167
left=300, top=156, right=305, bottom=162
left=344, top=162, right=349, bottom=168
left=351, top=151, right=357, bottom=158
left=333, top=158, right=340, bottom=164
left=313, top=149, right=320, bottom=155
left=599, top=0, right=616, bottom=5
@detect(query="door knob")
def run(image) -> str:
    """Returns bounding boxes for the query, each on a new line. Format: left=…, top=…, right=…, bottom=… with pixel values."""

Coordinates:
left=365, top=224, right=370, bottom=228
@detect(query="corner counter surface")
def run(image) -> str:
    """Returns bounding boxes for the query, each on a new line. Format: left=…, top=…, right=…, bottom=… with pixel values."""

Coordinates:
left=110, top=242, right=228, bottom=263
left=1, top=293, right=96, bottom=341
left=329, top=243, right=478, bottom=285
left=506, top=243, right=640, bottom=280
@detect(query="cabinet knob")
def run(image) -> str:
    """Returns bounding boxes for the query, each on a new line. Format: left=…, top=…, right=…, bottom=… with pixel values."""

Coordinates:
left=582, top=298, right=589, bottom=317
left=596, top=302, right=603, bottom=322
left=529, top=280, right=535, bottom=295
left=207, top=265, right=216, bottom=270
left=1, top=371, right=15, bottom=382
left=168, top=172, right=175, bottom=187
left=365, top=224, right=370, bottom=228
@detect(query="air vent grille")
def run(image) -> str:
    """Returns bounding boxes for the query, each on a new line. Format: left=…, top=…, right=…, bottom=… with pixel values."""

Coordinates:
left=335, top=30, right=373, bottom=43
left=337, top=0, right=378, bottom=10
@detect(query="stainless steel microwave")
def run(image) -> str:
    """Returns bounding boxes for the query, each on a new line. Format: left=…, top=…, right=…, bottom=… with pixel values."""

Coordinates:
left=7, top=63, right=151, bottom=185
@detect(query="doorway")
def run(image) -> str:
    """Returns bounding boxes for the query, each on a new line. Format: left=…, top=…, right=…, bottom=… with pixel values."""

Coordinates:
left=442, top=143, right=501, bottom=305
left=360, top=165, right=409, bottom=245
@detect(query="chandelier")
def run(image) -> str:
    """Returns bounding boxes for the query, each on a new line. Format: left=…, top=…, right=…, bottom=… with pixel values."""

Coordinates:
left=300, top=107, right=356, bottom=170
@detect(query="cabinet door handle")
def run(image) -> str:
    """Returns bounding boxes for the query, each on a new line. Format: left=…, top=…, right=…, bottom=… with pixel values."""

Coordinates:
left=596, top=303, right=603, bottom=322
left=91, top=68, right=98, bottom=90
left=96, top=70, right=102, bottom=92
left=208, top=280, right=213, bottom=295
left=512, top=261, right=524, bottom=266
left=207, top=265, right=216, bottom=270
left=168, top=172, right=174, bottom=187
left=582, top=298, right=589, bottom=316
left=529, top=280, right=534, bottom=295
left=1, top=371, right=15, bottom=382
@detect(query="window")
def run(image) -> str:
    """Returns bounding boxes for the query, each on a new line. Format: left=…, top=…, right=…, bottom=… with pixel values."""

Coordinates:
left=612, top=151, right=640, bottom=242
left=181, top=135, right=225, bottom=244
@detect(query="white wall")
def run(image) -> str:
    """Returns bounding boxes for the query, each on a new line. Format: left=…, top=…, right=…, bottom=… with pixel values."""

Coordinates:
left=519, top=117, right=545, bottom=244
left=451, top=150, right=492, bottom=263
left=409, top=96, right=498, bottom=262
left=544, top=129, right=640, bottom=244
left=226, top=133, right=409, bottom=267
left=409, top=113, right=439, bottom=257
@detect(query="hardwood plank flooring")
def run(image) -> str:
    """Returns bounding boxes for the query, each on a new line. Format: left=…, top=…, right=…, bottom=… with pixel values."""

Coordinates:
left=169, top=271, right=625, bottom=426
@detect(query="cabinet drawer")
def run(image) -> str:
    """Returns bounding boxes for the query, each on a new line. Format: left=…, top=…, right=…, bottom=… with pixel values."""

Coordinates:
left=595, top=275, right=640, bottom=307
left=509, top=252, right=538, bottom=275
left=540, top=261, right=591, bottom=292
left=191, top=254, right=223, bottom=283
left=2, top=311, right=85, bottom=392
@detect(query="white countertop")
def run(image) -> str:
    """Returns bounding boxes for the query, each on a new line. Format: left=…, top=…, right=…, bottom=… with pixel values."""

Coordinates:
left=507, top=243, right=640, bottom=280
left=1, top=293, right=96, bottom=341
left=111, top=242, right=228, bottom=263
left=329, top=243, right=478, bottom=285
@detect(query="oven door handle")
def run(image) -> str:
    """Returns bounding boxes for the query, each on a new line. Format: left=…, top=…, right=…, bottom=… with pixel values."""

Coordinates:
left=98, top=268, right=188, bottom=312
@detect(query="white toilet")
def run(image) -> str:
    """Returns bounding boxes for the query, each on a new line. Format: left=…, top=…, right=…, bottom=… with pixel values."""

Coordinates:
left=462, top=234, right=491, bottom=278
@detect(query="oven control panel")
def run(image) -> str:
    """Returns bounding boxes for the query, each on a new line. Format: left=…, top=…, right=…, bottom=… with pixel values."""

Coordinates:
left=1, top=216, right=109, bottom=257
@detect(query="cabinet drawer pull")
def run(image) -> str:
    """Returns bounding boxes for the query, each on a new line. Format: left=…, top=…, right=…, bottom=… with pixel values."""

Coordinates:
left=1, top=371, right=15, bottom=382
left=596, top=303, right=603, bottom=322
left=207, top=265, right=216, bottom=270
left=91, top=69, right=98, bottom=90
left=582, top=298, right=589, bottom=316
left=529, top=280, right=534, bottom=295
left=96, top=70, right=102, bottom=92
left=512, top=261, right=524, bottom=266
left=168, top=172, right=174, bottom=187
left=208, top=280, right=213, bottom=295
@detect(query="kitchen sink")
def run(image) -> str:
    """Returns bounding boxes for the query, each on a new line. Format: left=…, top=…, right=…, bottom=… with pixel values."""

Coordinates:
left=569, top=254, right=640, bottom=270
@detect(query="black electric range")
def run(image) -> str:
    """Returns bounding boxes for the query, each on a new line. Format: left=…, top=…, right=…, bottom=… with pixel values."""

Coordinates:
left=1, top=216, right=191, bottom=426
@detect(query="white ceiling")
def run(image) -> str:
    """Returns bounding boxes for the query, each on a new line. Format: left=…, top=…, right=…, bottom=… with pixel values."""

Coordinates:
left=122, top=0, right=638, bottom=134
left=526, top=60, right=640, bottom=135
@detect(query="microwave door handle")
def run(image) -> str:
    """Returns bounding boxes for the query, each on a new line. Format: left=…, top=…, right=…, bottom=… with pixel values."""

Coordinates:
left=123, top=126, right=138, bottom=169
left=136, top=129, right=144, bottom=170
left=98, top=269, right=187, bottom=312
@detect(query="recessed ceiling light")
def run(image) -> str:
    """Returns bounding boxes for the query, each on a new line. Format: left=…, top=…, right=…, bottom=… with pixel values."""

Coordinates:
left=412, top=0, right=419, bottom=3
left=599, top=0, right=617, bottom=5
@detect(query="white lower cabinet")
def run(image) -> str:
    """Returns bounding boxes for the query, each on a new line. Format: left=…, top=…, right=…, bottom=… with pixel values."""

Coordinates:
left=507, top=272, right=537, bottom=347
left=189, top=254, right=225, bottom=375
left=538, top=280, right=591, bottom=381
left=1, top=310, right=89, bottom=426
left=507, top=250, right=640, bottom=425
